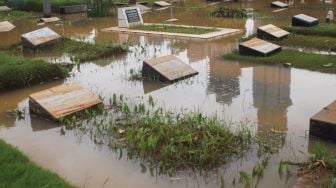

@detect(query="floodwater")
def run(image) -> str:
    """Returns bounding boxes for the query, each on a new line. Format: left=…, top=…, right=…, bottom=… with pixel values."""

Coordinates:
left=1, top=0, right=336, bottom=187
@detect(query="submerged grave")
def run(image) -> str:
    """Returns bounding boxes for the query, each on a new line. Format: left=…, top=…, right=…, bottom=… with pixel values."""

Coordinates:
left=292, top=14, right=319, bottom=27
left=154, top=1, right=172, bottom=7
left=59, top=5, right=87, bottom=14
left=271, top=1, right=289, bottom=8
left=40, top=17, right=61, bottom=23
left=0, top=21, right=15, bottom=32
left=257, top=24, right=289, bottom=41
left=310, top=100, right=336, bottom=141
left=142, top=55, right=198, bottom=81
left=239, top=37, right=282, bottom=57
left=21, top=27, right=61, bottom=48
left=29, top=83, right=102, bottom=120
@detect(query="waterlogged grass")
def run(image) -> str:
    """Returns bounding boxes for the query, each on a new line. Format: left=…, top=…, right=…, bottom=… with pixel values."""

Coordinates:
left=0, top=10, right=35, bottom=21
left=37, top=39, right=128, bottom=62
left=211, top=7, right=248, bottom=18
left=283, top=24, right=336, bottom=37
left=279, top=34, right=336, bottom=52
left=61, top=95, right=252, bottom=174
left=0, top=51, right=67, bottom=91
left=8, top=0, right=83, bottom=12
left=132, top=24, right=218, bottom=35
left=224, top=49, right=336, bottom=74
left=0, top=139, right=73, bottom=188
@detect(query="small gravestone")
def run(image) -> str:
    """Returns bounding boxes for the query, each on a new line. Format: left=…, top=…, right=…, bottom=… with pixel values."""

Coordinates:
left=154, top=1, right=172, bottom=7
left=310, top=100, right=336, bottom=141
left=59, top=5, right=87, bottom=14
left=118, top=6, right=143, bottom=28
left=21, top=27, right=61, bottom=48
left=0, top=21, right=15, bottom=32
left=142, top=55, right=198, bottom=82
left=239, top=37, right=282, bottom=57
left=271, top=1, right=289, bottom=8
left=0, top=6, right=11, bottom=12
left=43, top=0, right=51, bottom=18
left=292, top=14, right=319, bottom=27
left=257, top=24, right=289, bottom=41
left=41, top=17, right=60, bottom=23
left=326, top=10, right=334, bottom=23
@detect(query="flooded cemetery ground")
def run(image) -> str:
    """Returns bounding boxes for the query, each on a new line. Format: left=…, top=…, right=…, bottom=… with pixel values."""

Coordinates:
left=1, top=0, right=336, bottom=187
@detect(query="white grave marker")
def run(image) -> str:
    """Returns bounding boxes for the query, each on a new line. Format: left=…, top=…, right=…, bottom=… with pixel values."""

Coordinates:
left=21, top=27, right=61, bottom=48
left=118, top=6, right=143, bottom=28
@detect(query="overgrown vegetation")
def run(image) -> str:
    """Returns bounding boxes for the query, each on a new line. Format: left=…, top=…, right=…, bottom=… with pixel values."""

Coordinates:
left=8, top=0, right=84, bottom=12
left=61, top=95, right=252, bottom=175
left=86, top=0, right=113, bottom=17
left=279, top=34, right=336, bottom=52
left=281, top=142, right=336, bottom=188
left=211, top=7, right=248, bottom=18
left=283, top=24, right=336, bottom=38
left=0, top=10, right=35, bottom=21
left=0, top=0, right=5, bottom=5
left=0, top=51, right=67, bottom=91
left=132, top=24, right=218, bottom=35
left=0, top=139, right=73, bottom=188
left=224, top=49, right=336, bottom=74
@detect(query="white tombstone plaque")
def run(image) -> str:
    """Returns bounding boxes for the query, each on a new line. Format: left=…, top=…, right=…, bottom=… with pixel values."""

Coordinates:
left=118, top=6, right=143, bottom=28
left=21, top=27, right=61, bottom=48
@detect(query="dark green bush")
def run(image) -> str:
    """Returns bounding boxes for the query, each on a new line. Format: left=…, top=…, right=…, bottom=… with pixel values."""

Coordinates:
left=211, top=7, right=248, bottom=18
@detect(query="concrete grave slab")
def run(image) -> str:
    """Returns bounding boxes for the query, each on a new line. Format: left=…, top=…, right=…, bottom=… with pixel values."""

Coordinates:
left=118, top=6, right=143, bottom=28
left=154, top=1, right=172, bottom=7
left=59, top=5, right=87, bottom=14
left=41, top=17, right=61, bottom=23
left=310, top=100, right=336, bottom=141
left=142, top=55, right=198, bottom=82
left=21, top=27, right=61, bottom=48
left=271, top=1, right=289, bottom=8
left=239, top=37, right=282, bottom=57
left=0, top=21, right=15, bottom=32
left=257, top=24, right=289, bottom=40
left=292, top=14, right=319, bottom=27
left=0, top=6, right=11, bottom=12
left=29, top=83, right=102, bottom=120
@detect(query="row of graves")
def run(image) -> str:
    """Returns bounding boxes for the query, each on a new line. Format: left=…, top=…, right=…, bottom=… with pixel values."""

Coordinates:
left=238, top=12, right=336, bottom=141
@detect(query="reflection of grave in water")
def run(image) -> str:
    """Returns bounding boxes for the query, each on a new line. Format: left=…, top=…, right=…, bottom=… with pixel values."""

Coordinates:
left=253, top=65, right=292, bottom=132
left=142, top=79, right=170, bottom=94
left=30, top=116, right=60, bottom=132
left=206, top=59, right=241, bottom=105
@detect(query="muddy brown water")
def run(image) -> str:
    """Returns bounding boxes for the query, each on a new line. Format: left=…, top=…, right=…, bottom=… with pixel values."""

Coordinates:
left=1, top=0, right=336, bottom=187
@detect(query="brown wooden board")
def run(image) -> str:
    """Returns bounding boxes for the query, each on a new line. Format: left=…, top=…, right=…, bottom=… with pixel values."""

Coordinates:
left=29, top=83, right=102, bottom=120
left=21, top=27, right=61, bottom=48
left=239, top=37, right=282, bottom=57
left=292, top=14, right=319, bottom=27
left=257, top=24, right=289, bottom=41
left=310, top=100, right=336, bottom=140
left=142, top=55, right=198, bottom=82
left=0, top=21, right=15, bottom=32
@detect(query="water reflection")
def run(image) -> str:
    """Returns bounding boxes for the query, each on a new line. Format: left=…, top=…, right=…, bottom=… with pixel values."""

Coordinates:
left=253, top=65, right=292, bottom=132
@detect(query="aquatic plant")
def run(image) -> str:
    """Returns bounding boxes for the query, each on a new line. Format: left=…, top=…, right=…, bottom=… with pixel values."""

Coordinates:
left=86, top=0, right=113, bottom=17
left=61, top=95, right=252, bottom=175
left=0, top=10, right=35, bottom=21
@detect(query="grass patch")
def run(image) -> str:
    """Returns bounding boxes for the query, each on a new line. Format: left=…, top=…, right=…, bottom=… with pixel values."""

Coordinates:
left=132, top=24, right=218, bottom=35
left=0, top=10, right=35, bottom=21
left=8, top=0, right=83, bottom=12
left=49, top=39, right=128, bottom=62
left=224, top=49, right=336, bottom=74
left=61, top=95, right=252, bottom=174
left=279, top=34, right=336, bottom=52
left=283, top=24, right=336, bottom=38
left=0, top=0, right=5, bottom=5
left=0, top=139, right=73, bottom=188
left=211, top=6, right=248, bottom=18
left=0, top=51, right=68, bottom=91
